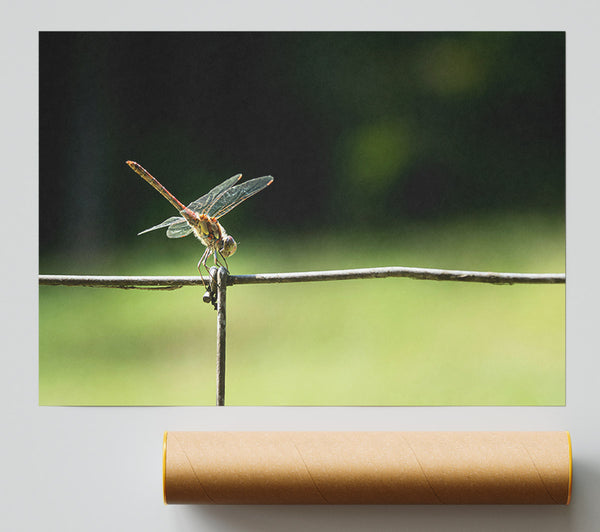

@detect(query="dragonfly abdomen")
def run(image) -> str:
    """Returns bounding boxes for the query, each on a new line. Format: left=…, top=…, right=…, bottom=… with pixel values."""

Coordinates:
left=126, top=160, right=187, bottom=213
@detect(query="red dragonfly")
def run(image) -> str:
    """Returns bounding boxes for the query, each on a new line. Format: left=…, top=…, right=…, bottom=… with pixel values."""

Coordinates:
left=127, top=161, right=273, bottom=276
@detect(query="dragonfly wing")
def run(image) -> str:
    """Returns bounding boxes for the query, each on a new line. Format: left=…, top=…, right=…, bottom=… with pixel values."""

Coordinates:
left=166, top=219, right=194, bottom=238
left=186, top=173, right=242, bottom=215
left=138, top=216, right=189, bottom=237
left=209, top=175, right=274, bottom=219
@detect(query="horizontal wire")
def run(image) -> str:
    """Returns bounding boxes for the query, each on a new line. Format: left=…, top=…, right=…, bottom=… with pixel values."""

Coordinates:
left=39, top=266, right=565, bottom=289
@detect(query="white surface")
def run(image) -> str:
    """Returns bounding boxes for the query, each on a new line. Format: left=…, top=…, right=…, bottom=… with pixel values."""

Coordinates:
left=3, top=1, right=599, bottom=530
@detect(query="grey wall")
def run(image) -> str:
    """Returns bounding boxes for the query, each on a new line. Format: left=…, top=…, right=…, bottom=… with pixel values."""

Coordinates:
left=4, top=2, right=600, bottom=531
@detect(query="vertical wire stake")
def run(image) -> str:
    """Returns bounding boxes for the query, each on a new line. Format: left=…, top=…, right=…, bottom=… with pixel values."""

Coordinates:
left=216, top=266, right=228, bottom=406
left=203, top=266, right=218, bottom=308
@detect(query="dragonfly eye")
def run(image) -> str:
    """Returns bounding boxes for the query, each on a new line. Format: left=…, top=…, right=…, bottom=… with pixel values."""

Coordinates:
left=220, top=236, right=237, bottom=258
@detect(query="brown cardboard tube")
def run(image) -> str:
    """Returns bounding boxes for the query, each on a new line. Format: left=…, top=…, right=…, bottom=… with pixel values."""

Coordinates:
left=163, top=431, right=572, bottom=505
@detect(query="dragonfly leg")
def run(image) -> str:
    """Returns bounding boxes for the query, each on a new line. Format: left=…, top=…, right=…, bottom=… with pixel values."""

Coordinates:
left=213, top=249, right=230, bottom=272
left=198, top=248, right=211, bottom=291
left=221, top=253, right=230, bottom=271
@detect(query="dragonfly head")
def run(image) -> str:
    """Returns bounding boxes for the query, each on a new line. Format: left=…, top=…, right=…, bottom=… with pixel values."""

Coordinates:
left=220, top=235, right=237, bottom=258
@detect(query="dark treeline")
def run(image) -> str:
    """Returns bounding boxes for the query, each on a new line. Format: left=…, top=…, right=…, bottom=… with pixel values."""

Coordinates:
left=39, top=32, right=564, bottom=255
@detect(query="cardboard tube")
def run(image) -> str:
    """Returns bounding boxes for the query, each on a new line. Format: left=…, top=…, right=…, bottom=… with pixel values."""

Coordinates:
left=163, top=431, right=572, bottom=505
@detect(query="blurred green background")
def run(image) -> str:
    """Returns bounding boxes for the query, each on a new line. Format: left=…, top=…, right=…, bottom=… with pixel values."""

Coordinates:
left=39, top=32, right=565, bottom=405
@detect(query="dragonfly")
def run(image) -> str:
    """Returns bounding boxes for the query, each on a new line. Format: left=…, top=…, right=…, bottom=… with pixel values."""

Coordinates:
left=127, top=160, right=274, bottom=285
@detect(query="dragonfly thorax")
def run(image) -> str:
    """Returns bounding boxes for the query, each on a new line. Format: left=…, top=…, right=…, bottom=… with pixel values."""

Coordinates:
left=191, top=214, right=237, bottom=258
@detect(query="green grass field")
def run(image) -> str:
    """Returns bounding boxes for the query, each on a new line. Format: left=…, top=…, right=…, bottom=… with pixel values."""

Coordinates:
left=39, top=214, right=565, bottom=405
